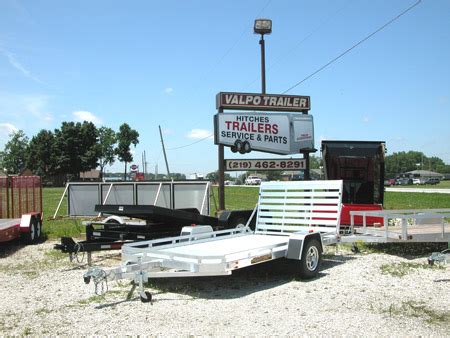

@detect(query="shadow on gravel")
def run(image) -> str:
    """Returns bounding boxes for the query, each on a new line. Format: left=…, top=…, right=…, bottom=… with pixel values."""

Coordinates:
left=140, top=255, right=357, bottom=301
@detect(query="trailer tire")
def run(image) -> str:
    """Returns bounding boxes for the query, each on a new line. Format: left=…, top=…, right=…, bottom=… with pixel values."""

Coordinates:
left=22, top=218, right=38, bottom=244
left=298, top=238, right=322, bottom=279
left=140, top=291, right=152, bottom=303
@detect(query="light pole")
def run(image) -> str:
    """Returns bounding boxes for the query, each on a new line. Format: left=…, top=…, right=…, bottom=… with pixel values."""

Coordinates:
left=254, top=19, right=272, bottom=94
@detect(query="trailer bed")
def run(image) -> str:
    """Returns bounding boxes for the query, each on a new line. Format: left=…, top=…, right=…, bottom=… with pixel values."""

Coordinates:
left=149, top=233, right=288, bottom=260
left=0, top=219, right=20, bottom=230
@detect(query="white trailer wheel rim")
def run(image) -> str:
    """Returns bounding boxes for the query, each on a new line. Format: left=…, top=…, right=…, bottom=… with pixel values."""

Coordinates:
left=306, top=246, right=319, bottom=271
left=30, top=222, right=35, bottom=241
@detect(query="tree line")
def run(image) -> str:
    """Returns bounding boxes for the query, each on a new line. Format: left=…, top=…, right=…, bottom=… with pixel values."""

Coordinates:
left=0, top=121, right=139, bottom=184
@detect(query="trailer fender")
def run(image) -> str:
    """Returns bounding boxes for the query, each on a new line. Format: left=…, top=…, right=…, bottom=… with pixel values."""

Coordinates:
left=286, top=232, right=323, bottom=260
left=103, top=215, right=125, bottom=224
left=19, top=214, right=33, bottom=230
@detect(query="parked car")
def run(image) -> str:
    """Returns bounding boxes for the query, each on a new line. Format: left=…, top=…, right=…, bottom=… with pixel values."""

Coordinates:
left=384, top=178, right=396, bottom=186
left=395, top=178, right=412, bottom=185
left=412, top=178, right=422, bottom=185
left=245, top=176, right=262, bottom=185
left=424, top=177, right=440, bottom=185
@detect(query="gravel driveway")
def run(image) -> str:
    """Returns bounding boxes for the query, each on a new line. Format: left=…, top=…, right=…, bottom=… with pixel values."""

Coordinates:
left=0, top=241, right=449, bottom=336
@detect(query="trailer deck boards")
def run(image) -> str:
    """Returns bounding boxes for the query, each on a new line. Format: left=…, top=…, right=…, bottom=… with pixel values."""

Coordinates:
left=0, top=219, right=21, bottom=230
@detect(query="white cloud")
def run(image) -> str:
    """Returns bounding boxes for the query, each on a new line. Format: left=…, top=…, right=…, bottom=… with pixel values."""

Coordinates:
left=24, top=96, right=53, bottom=123
left=0, top=93, right=53, bottom=125
left=164, top=87, right=174, bottom=94
left=0, top=123, right=18, bottom=138
left=187, top=129, right=213, bottom=139
left=72, top=110, right=102, bottom=125
left=362, top=116, right=370, bottom=123
left=0, top=48, right=44, bottom=84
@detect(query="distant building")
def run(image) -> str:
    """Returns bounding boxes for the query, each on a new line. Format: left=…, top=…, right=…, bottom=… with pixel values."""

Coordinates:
left=79, top=169, right=101, bottom=181
left=404, top=170, right=444, bottom=180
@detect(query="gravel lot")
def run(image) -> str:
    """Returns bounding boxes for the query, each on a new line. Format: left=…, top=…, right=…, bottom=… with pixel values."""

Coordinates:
left=0, top=240, right=449, bottom=336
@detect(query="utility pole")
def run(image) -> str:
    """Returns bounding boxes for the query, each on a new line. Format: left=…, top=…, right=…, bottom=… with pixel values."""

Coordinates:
left=159, top=125, right=171, bottom=178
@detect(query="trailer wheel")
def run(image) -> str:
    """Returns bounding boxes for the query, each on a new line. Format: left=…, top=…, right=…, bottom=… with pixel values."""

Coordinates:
left=140, top=291, right=152, bottom=303
left=35, top=219, right=42, bottom=241
left=22, top=218, right=38, bottom=244
left=298, top=238, right=322, bottom=279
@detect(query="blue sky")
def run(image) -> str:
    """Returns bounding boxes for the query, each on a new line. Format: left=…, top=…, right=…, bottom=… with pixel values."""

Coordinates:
left=1, top=0, right=449, bottom=175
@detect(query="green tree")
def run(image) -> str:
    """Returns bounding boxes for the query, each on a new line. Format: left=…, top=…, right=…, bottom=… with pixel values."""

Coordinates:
left=2, top=130, right=29, bottom=174
left=53, top=121, right=99, bottom=180
left=97, top=126, right=116, bottom=179
left=27, top=129, right=56, bottom=180
left=115, top=123, right=139, bottom=180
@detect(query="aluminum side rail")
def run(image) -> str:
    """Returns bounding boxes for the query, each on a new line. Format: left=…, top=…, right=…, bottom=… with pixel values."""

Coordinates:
left=345, top=208, right=450, bottom=242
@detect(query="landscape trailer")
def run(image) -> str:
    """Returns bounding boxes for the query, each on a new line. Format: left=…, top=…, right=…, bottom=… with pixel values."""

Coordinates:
left=0, top=176, right=43, bottom=244
left=83, top=179, right=450, bottom=303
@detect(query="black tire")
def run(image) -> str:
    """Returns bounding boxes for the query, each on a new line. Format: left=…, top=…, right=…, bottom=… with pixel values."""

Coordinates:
left=234, top=140, right=243, bottom=153
left=140, top=291, right=152, bottom=303
left=35, top=219, right=42, bottom=242
left=298, top=238, right=322, bottom=279
left=242, top=141, right=251, bottom=153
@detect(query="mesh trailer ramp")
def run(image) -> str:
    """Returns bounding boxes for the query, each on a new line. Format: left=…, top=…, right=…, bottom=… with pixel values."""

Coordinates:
left=83, top=180, right=344, bottom=302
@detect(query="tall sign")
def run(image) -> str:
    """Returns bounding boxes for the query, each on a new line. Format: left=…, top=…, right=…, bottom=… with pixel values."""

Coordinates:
left=215, top=91, right=314, bottom=211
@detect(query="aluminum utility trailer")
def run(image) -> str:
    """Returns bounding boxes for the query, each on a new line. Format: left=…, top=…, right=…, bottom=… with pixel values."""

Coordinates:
left=83, top=180, right=450, bottom=303
left=84, top=180, right=344, bottom=302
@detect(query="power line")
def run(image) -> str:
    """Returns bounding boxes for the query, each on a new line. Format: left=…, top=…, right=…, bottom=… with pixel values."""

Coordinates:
left=283, top=0, right=422, bottom=94
left=167, top=134, right=213, bottom=150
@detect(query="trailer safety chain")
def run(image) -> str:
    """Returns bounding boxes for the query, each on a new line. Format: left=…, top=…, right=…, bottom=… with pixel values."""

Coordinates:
left=69, top=242, right=85, bottom=264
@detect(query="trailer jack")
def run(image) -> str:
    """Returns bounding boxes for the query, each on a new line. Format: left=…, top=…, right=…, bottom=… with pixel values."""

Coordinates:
left=83, top=267, right=109, bottom=295
left=428, top=249, right=450, bottom=266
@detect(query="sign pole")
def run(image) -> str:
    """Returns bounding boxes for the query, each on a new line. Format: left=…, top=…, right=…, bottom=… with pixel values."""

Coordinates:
left=218, top=108, right=225, bottom=212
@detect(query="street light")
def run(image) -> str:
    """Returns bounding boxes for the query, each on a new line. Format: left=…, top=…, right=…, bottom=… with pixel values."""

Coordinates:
left=254, top=18, right=272, bottom=94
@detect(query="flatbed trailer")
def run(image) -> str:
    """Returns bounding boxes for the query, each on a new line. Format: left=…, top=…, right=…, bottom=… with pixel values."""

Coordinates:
left=55, top=204, right=253, bottom=261
left=83, top=180, right=450, bottom=303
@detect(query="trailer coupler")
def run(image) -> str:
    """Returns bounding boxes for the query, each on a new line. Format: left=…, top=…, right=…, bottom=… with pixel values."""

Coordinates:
left=428, top=249, right=450, bottom=266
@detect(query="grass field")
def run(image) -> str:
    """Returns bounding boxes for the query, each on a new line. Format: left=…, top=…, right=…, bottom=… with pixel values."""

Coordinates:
left=42, top=184, right=450, bottom=239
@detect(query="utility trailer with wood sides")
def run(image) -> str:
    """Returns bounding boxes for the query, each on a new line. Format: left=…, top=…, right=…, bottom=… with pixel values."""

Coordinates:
left=0, top=176, right=43, bottom=245
left=83, top=179, right=450, bottom=303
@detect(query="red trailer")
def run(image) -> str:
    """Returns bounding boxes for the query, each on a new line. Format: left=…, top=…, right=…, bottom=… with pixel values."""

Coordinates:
left=0, top=176, right=43, bottom=244
left=321, top=141, right=385, bottom=228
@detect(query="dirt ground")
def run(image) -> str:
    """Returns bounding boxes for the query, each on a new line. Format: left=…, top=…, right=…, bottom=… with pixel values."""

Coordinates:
left=0, top=240, right=449, bottom=336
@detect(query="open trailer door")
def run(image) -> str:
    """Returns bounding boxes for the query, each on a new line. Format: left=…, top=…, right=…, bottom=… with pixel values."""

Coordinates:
left=321, top=140, right=386, bottom=227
